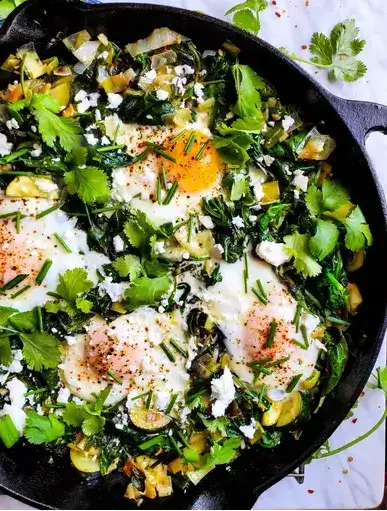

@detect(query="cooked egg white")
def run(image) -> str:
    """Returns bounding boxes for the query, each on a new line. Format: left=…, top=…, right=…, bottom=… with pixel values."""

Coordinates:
left=0, top=196, right=109, bottom=310
left=182, top=253, right=321, bottom=400
left=61, top=307, right=190, bottom=407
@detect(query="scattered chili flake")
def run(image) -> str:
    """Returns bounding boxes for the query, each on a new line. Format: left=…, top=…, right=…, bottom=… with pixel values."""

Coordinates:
left=352, top=418, right=358, bottom=424
left=348, top=456, right=354, bottom=462
left=275, top=12, right=281, bottom=17
left=272, top=0, right=277, bottom=4
left=307, top=489, right=315, bottom=494
left=302, top=44, right=307, bottom=50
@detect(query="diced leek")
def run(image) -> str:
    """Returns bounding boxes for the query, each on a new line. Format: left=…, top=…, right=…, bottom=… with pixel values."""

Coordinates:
left=42, top=56, right=59, bottom=74
left=174, top=227, right=214, bottom=257
left=16, top=43, right=46, bottom=79
left=0, top=415, right=20, bottom=448
left=73, top=40, right=101, bottom=67
left=187, top=466, right=214, bottom=485
left=97, top=33, right=109, bottom=46
left=49, top=82, right=70, bottom=107
left=151, top=50, right=177, bottom=69
left=198, top=97, right=215, bottom=113
left=125, top=27, right=183, bottom=57
left=63, top=30, right=91, bottom=52
left=298, top=128, right=336, bottom=160
left=101, top=73, right=130, bottom=94
left=261, top=180, right=280, bottom=205
left=1, top=54, right=20, bottom=73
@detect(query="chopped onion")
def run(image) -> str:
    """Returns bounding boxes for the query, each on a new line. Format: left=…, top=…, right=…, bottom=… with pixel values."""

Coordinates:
left=125, top=27, right=183, bottom=58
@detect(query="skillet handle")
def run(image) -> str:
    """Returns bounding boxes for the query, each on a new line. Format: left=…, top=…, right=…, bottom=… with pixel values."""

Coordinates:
left=329, top=94, right=387, bottom=148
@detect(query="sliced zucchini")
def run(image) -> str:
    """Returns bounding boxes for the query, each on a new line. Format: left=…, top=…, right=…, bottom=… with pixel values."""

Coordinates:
left=6, top=176, right=59, bottom=199
left=129, top=408, right=171, bottom=431
left=346, top=250, right=365, bottom=273
left=50, top=82, right=71, bottom=107
left=261, top=400, right=283, bottom=426
left=16, top=43, right=46, bottom=79
left=276, top=390, right=302, bottom=427
left=302, top=369, right=320, bottom=390
left=261, top=181, right=280, bottom=205
left=70, top=446, right=100, bottom=473
left=42, top=56, right=59, bottom=74
left=347, top=282, right=362, bottom=313
left=186, top=466, right=214, bottom=485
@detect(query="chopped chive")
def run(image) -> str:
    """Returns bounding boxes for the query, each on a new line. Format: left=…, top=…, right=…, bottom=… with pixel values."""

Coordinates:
left=146, top=390, right=153, bottom=409
left=163, top=181, right=178, bottom=205
left=304, top=289, right=322, bottom=310
left=46, top=403, right=66, bottom=409
left=0, top=171, right=35, bottom=176
left=195, top=139, right=209, bottom=160
left=243, top=252, right=249, bottom=294
left=156, top=177, right=162, bottom=205
left=107, top=369, right=122, bottom=385
left=0, top=274, right=28, bottom=293
left=35, top=306, right=43, bottom=333
left=165, top=393, right=179, bottom=415
left=187, top=215, right=195, bottom=243
left=186, top=388, right=207, bottom=404
left=170, top=339, right=188, bottom=358
left=184, top=132, right=196, bottom=153
left=0, top=415, right=19, bottom=448
left=176, top=430, right=190, bottom=448
left=247, top=363, right=272, bottom=375
left=139, top=434, right=164, bottom=451
left=84, top=204, right=92, bottom=227
left=96, top=144, right=125, bottom=153
left=10, top=285, right=30, bottom=299
left=131, top=391, right=150, bottom=401
left=46, top=291, right=63, bottom=299
left=131, top=148, right=149, bottom=164
left=170, top=129, right=187, bottom=143
left=326, top=316, right=351, bottom=326
left=35, top=259, right=53, bottom=286
left=35, top=203, right=62, bottom=220
left=266, top=320, right=277, bottom=348
left=161, top=164, right=167, bottom=189
left=160, top=342, right=175, bottom=362
left=256, top=279, right=267, bottom=302
left=293, top=303, right=302, bottom=332
left=0, top=211, right=19, bottom=219
left=91, top=206, right=121, bottom=214
left=146, top=142, right=176, bottom=162
left=286, top=373, right=303, bottom=393
left=0, top=147, right=30, bottom=163
left=257, top=383, right=266, bottom=409
left=54, top=233, right=72, bottom=254
left=266, top=356, right=291, bottom=367
left=252, top=287, right=268, bottom=305
left=169, top=436, right=183, bottom=457
left=291, top=338, right=307, bottom=349
left=15, top=212, right=20, bottom=234
left=300, top=324, right=309, bottom=348
left=24, top=388, right=46, bottom=397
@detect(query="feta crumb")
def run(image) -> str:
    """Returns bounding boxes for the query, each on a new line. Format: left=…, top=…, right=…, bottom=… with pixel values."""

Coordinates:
left=34, top=178, right=58, bottom=193
left=248, top=215, right=257, bottom=223
left=95, top=109, right=102, bottom=121
left=64, top=335, right=78, bottom=346
left=211, top=367, right=236, bottom=418
left=0, top=349, right=23, bottom=374
left=186, top=336, right=198, bottom=370
left=198, top=215, right=214, bottom=229
left=51, top=327, right=58, bottom=333
left=74, top=89, right=88, bottom=102
left=113, top=235, right=125, bottom=252
left=293, top=189, right=300, bottom=200
left=182, top=251, right=190, bottom=260
left=107, top=93, right=123, bottom=109
left=154, top=241, right=165, bottom=255
left=172, top=75, right=187, bottom=96
left=0, top=377, right=27, bottom=433
left=146, top=114, right=153, bottom=120
left=98, top=51, right=109, bottom=60
left=211, top=243, right=224, bottom=259
left=256, top=241, right=291, bottom=267
left=199, top=69, right=207, bottom=77
left=30, top=125, right=37, bottom=133
left=72, top=396, right=84, bottom=406
left=232, top=216, right=244, bottom=229
left=292, top=169, right=308, bottom=192
left=263, top=154, right=275, bottom=166
left=155, top=391, right=170, bottom=411
left=158, top=306, right=165, bottom=313
left=239, top=418, right=257, bottom=439
left=101, top=135, right=110, bottom=146
left=88, top=92, right=100, bottom=107
left=6, top=118, right=19, bottom=130
left=0, top=133, right=13, bottom=156
left=179, top=406, right=190, bottom=423
left=267, top=121, right=275, bottom=127
left=85, top=133, right=99, bottom=146
left=193, top=82, right=204, bottom=103
left=30, top=143, right=43, bottom=158
left=57, top=386, right=71, bottom=403
left=175, top=64, right=195, bottom=76
left=99, top=277, right=129, bottom=302
left=76, top=97, right=91, bottom=114
left=155, top=89, right=169, bottom=101
left=282, top=115, right=295, bottom=131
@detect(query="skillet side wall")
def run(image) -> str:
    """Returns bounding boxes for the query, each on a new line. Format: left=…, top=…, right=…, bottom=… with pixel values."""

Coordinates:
left=0, top=1, right=385, bottom=509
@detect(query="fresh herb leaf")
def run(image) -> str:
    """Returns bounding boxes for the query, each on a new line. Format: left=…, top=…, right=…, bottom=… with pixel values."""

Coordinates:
left=24, top=411, right=65, bottom=444
left=284, top=232, right=322, bottom=277
left=201, top=437, right=242, bottom=468
left=0, top=337, right=12, bottom=367
left=200, top=415, right=230, bottom=435
left=125, top=275, right=171, bottom=310
left=57, top=268, right=94, bottom=304
left=82, top=415, right=105, bottom=436
left=310, top=219, right=339, bottom=260
left=230, top=174, right=249, bottom=201
left=342, top=205, right=373, bottom=251
left=21, top=331, right=61, bottom=371
left=75, top=297, right=93, bottom=313
left=232, top=64, right=265, bottom=120
left=63, top=402, right=88, bottom=427
left=64, top=166, right=110, bottom=204
left=226, top=0, right=268, bottom=35
left=112, top=255, right=143, bottom=280
left=305, top=184, right=323, bottom=216
left=322, top=179, right=350, bottom=211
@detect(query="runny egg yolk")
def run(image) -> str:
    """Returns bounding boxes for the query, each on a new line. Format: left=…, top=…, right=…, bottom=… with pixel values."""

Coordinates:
left=162, top=130, right=222, bottom=193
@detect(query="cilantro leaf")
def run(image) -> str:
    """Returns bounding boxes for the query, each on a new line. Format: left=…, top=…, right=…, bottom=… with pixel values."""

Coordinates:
left=200, top=415, right=230, bottom=435
left=63, top=387, right=110, bottom=436
left=57, top=268, right=94, bottom=303
left=0, top=307, right=17, bottom=325
left=322, top=179, right=350, bottom=211
left=113, top=255, right=143, bottom=280
left=123, top=211, right=166, bottom=250
left=310, top=219, right=339, bottom=260
left=24, top=411, right=65, bottom=444
left=343, top=205, right=373, bottom=251
left=125, top=275, right=171, bottom=310
left=226, top=0, right=268, bottom=35
left=143, top=259, right=170, bottom=278
left=75, top=297, right=93, bottom=313
left=282, top=19, right=366, bottom=82
left=64, top=166, right=111, bottom=204
left=305, top=184, right=323, bottom=216
left=201, top=437, right=241, bottom=468
left=232, top=64, right=265, bottom=120
left=63, top=402, right=88, bottom=427
left=20, top=331, right=61, bottom=371
left=8, top=311, right=36, bottom=332
left=284, top=232, right=322, bottom=277
left=0, top=337, right=12, bottom=367
left=230, top=174, right=249, bottom=201
left=82, top=415, right=105, bottom=436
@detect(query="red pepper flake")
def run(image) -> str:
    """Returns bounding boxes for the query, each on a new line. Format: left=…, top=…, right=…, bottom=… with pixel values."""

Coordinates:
left=301, top=44, right=307, bottom=50
left=307, top=489, right=315, bottom=494
left=352, top=418, right=358, bottom=424
left=272, top=0, right=277, bottom=4
left=275, top=12, right=281, bottom=17
left=348, top=456, right=354, bottom=462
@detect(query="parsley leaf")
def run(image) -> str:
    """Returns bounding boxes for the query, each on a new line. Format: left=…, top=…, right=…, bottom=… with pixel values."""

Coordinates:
left=201, top=437, right=242, bottom=468
left=310, top=219, right=339, bottom=260
left=0, top=307, right=17, bottom=326
left=281, top=19, right=366, bottom=82
left=21, top=331, right=61, bottom=371
left=0, top=337, right=12, bottom=367
left=64, top=166, right=111, bottom=204
left=322, top=179, right=349, bottom=211
left=226, top=0, right=268, bottom=35
left=24, top=411, right=65, bottom=444
left=284, top=232, right=322, bottom=277
left=113, top=255, right=143, bottom=280
left=75, top=297, right=93, bottom=314
left=125, top=275, right=171, bottom=310
left=343, top=205, right=373, bottom=251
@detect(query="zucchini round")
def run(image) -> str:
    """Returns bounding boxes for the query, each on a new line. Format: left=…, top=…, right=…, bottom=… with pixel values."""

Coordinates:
left=276, top=391, right=302, bottom=427
left=302, top=368, right=320, bottom=390
left=261, top=400, right=283, bottom=426
left=70, top=447, right=100, bottom=473
left=130, top=408, right=171, bottom=431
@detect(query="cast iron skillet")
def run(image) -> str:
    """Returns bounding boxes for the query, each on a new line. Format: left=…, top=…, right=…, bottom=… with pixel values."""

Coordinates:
left=0, top=1, right=386, bottom=509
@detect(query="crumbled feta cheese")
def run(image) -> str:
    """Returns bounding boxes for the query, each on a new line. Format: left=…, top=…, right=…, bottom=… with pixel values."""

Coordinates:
left=293, top=189, right=300, bottom=200
left=211, top=367, right=236, bottom=418
left=172, top=75, right=187, bottom=96
left=95, top=109, right=102, bottom=121
left=72, top=396, right=84, bottom=406
left=0, top=350, right=23, bottom=374
left=74, top=89, right=88, bottom=102
left=146, top=114, right=153, bottom=120
left=225, top=110, right=234, bottom=120
left=182, top=251, right=190, bottom=260
left=107, top=93, right=123, bottom=109
left=138, top=69, right=157, bottom=90
left=155, top=391, right=170, bottom=411
left=99, top=51, right=109, bottom=60
left=282, top=115, right=295, bottom=131
left=51, top=327, right=58, bottom=333
left=154, top=241, right=166, bottom=255
left=248, top=215, right=257, bottom=223
left=193, top=82, right=204, bottom=103
left=30, top=125, right=37, bottom=133
left=211, top=243, right=224, bottom=259
left=199, top=69, right=207, bottom=77
left=34, top=178, right=58, bottom=193
left=113, top=235, right=125, bottom=253
left=158, top=306, right=165, bottom=313
left=256, top=241, right=291, bottom=267
left=6, top=118, right=19, bottom=130
left=64, top=335, right=78, bottom=346
left=186, top=336, right=198, bottom=370
left=0, top=133, right=13, bottom=156
left=232, top=216, right=244, bottom=229
left=1, top=378, right=27, bottom=433
left=76, top=97, right=91, bottom=114
left=88, top=92, right=100, bottom=107
left=57, top=387, right=71, bottom=403
left=267, top=120, right=275, bottom=127
left=175, top=64, right=195, bottom=76
left=85, top=133, right=99, bottom=146
left=101, top=135, right=110, bottom=146
left=253, top=181, right=264, bottom=202
left=156, top=89, right=169, bottom=101
left=179, top=406, right=190, bottom=423
left=239, top=418, right=257, bottom=439
left=99, top=276, right=129, bottom=302
left=198, top=215, right=214, bottom=229
left=263, top=154, right=275, bottom=167
left=30, top=143, right=42, bottom=158
left=292, top=169, right=308, bottom=192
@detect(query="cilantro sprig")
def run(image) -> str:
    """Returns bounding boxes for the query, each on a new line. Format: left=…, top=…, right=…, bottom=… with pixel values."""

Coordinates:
left=24, top=411, right=65, bottom=445
left=225, top=0, right=268, bottom=36
left=63, top=387, right=111, bottom=436
left=281, top=19, right=367, bottom=82
left=45, top=268, right=94, bottom=317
